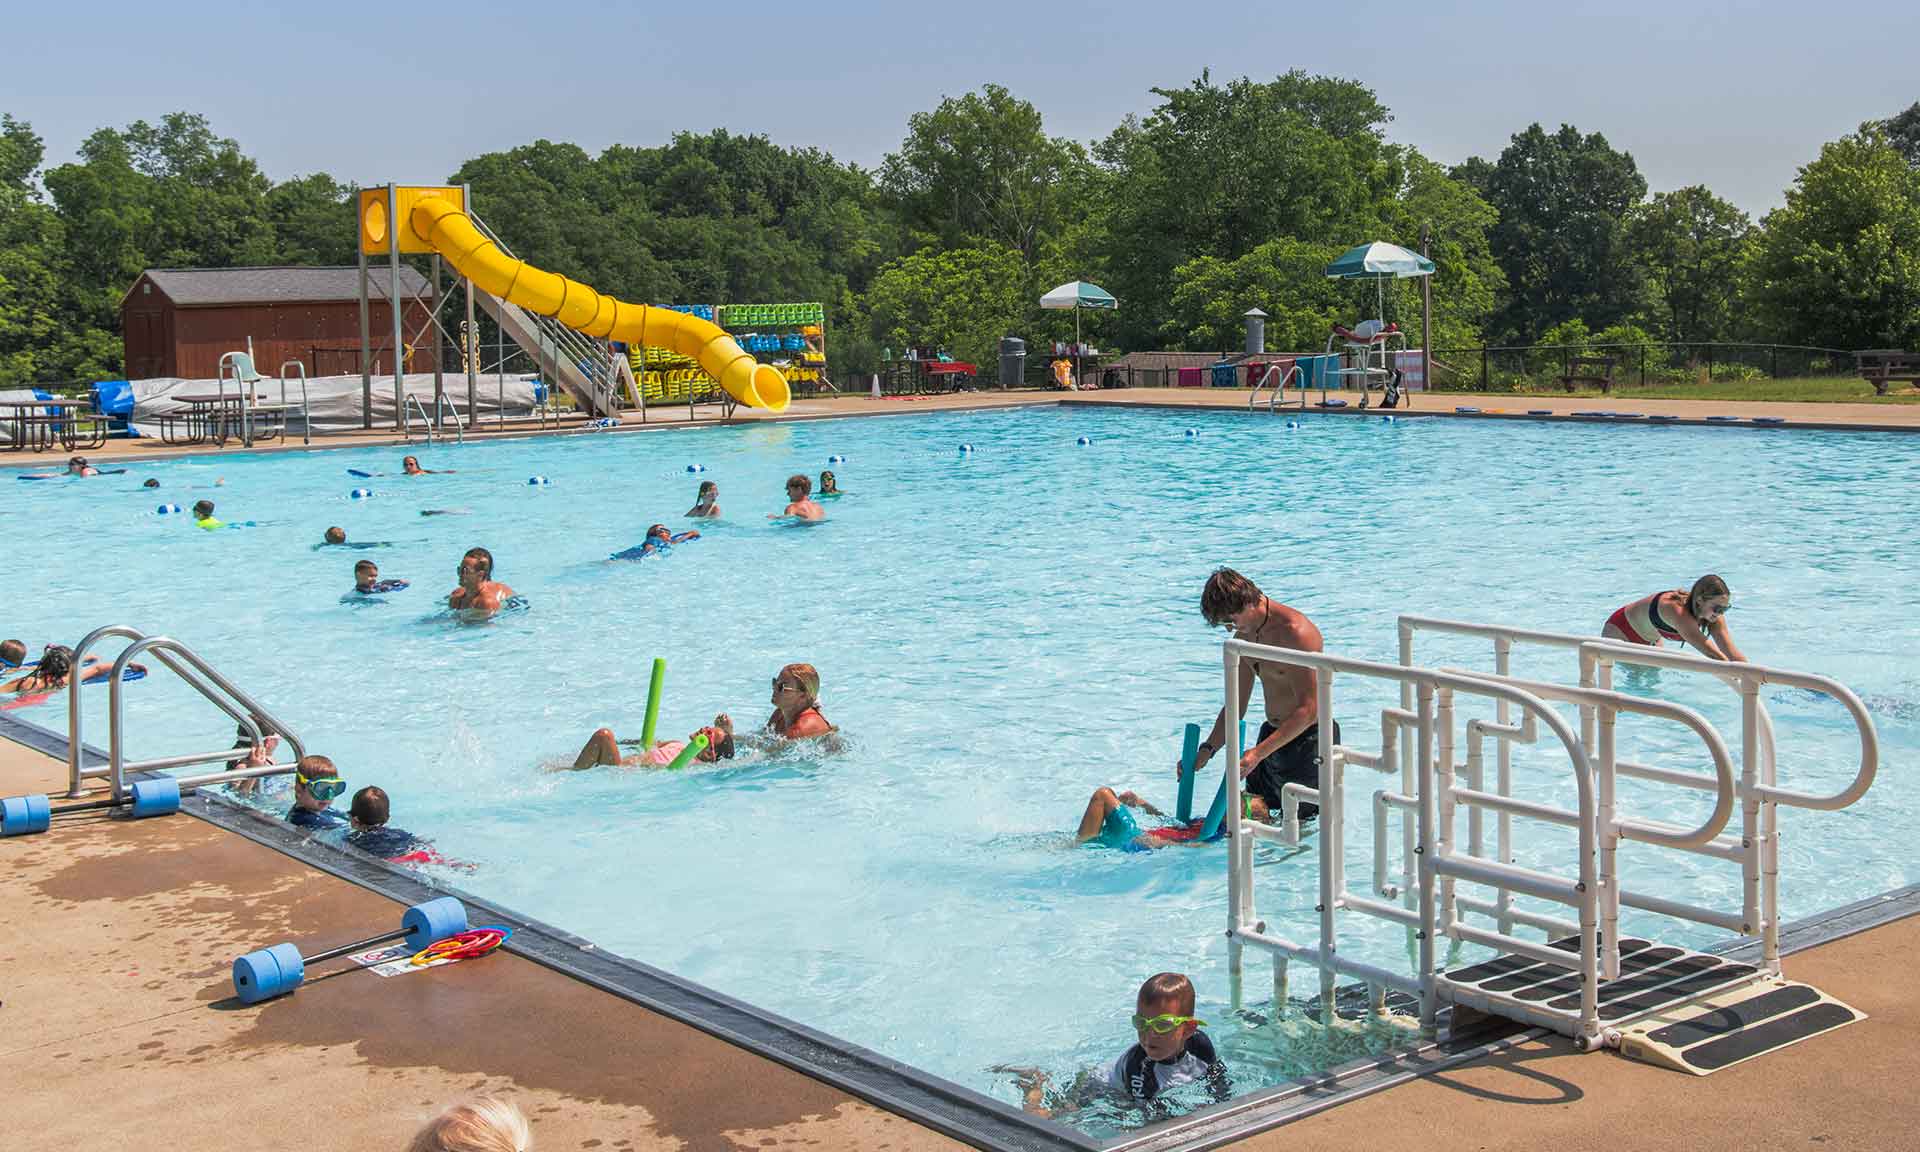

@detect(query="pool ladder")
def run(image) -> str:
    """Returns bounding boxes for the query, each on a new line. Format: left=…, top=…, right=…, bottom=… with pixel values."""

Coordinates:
left=404, top=392, right=465, bottom=445
left=1214, top=616, right=1877, bottom=1073
left=63, top=625, right=306, bottom=802
left=1248, top=361, right=1304, bottom=413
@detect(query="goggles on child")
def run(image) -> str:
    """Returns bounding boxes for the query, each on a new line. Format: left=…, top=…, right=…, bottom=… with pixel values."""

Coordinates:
left=297, top=774, right=347, bottom=802
left=1131, top=1013, right=1207, bottom=1035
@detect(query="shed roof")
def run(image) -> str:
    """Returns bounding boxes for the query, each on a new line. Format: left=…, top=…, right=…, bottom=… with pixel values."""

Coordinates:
left=129, top=266, right=432, bottom=308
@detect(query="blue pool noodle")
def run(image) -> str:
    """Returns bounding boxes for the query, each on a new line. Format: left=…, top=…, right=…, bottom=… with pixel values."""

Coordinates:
left=1176, top=723, right=1200, bottom=823
left=1199, top=720, right=1247, bottom=841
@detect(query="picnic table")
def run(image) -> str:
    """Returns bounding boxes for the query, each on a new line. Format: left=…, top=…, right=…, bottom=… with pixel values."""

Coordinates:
left=1855, top=350, right=1920, bottom=395
left=1, top=398, right=106, bottom=452
left=160, top=393, right=271, bottom=446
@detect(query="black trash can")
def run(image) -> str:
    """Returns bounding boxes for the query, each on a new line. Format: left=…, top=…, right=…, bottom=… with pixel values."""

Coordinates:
left=998, top=337, right=1027, bottom=389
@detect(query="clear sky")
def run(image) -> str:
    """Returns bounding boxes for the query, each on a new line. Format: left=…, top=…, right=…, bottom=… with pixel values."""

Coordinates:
left=3, top=1, right=1913, bottom=218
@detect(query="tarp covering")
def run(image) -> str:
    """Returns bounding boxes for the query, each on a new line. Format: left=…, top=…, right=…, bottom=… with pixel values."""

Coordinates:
left=125, top=373, right=544, bottom=437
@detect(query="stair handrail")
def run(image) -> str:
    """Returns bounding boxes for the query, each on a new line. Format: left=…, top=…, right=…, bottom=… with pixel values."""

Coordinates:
left=65, top=626, right=305, bottom=800
left=102, top=636, right=306, bottom=800
left=278, top=360, right=311, bottom=445
left=1218, top=638, right=1602, bottom=1044
left=404, top=393, right=436, bottom=444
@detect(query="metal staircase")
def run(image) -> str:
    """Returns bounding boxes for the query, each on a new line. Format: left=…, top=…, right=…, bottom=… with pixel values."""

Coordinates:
left=466, top=213, right=622, bottom=419
left=1216, top=615, right=1876, bottom=1073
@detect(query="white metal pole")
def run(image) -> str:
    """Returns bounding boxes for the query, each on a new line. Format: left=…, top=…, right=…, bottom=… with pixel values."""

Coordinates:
left=1225, top=642, right=1245, bottom=1011
left=1495, top=637, right=1514, bottom=936
left=1316, top=668, right=1338, bottom=1023
left=1415, top=683, right=1438, bottom=1033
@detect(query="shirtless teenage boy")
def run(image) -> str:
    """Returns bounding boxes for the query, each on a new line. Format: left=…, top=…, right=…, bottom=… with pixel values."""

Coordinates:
left=448, top=547, right=516, bottom=615
left=1179, top=568, right=1337, bottom=820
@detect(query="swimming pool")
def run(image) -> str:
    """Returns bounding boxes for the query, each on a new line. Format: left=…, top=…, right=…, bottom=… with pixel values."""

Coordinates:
left=5, top=404, right=1916, bottom=1135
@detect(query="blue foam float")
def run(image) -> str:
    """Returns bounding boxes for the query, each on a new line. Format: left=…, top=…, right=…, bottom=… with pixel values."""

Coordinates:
left=231, top=896, right=467, bottom=1005
left=1076, top=436, right=1093, bottom=446
left=1286, top=420, right=1300, bottom=429
left=827, top=454, right=847, bottom=463
left=527, top=476, right=550, bottom=486
left=1, top=793, right=52, bottom=837
left=130, top=777, right=181, bottom=819
left=1753, top=416, right=1786, bottom=425
left=1455, top=406, right=1482, bottom=414
left=156, top=503, right=181, bottom=515
left=1648, top=415, right=1679, bottom=422
left=685, top=464, right=706, bottom=473
left=1381, top=415, right=1396, bottom=423
left=1527, top=409, right=1554, bottom=416
left=957, top=444, right=975, bottom=454
left=1705, top=415, right=1740, bottom=422
left=1183, top=428, right=1199, bottom=438
left=350, top=488, right=373, bottom=500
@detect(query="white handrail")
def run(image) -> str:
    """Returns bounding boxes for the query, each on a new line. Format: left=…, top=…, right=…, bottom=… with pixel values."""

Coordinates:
left=1220, top=638, right=1604, bottom=1045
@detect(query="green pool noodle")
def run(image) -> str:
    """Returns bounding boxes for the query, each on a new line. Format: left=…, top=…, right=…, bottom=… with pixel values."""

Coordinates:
left=1176, top=723, right=1201, bottom=823
left=640, top=658, right=666, bottom=749
left=664, top=731, right=709, bottom=771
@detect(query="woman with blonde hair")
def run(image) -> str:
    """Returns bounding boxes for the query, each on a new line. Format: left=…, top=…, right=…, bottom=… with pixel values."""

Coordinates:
left=407, top=1096, right=531, bottom=1152
left=1603, top=574, right=1745, bottom=662
left=766, top=663, right=834, bottom=739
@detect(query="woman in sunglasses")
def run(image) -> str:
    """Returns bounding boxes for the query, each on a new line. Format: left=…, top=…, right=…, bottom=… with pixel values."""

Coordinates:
left=1603, top=574, right=1745, bottom=661
left=287, top=754, right=350, bottom=829
left=766, top=664, right=834, bottom=739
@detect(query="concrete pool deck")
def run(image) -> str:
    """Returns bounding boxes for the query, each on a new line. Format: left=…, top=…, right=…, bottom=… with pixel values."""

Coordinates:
left=8, top=385, right=1920, bottom=469
left=6, top=386, right=1918, bottom=1149
left=5, top=734, right=1918, bottom=1151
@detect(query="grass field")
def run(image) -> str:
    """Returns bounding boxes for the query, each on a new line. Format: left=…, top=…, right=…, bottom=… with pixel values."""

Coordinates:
left=1443, top=376, right=1920, bottom=404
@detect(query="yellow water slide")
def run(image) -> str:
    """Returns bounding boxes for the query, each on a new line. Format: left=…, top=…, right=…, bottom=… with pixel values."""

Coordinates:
left=407, top=197, right=789, bottom=412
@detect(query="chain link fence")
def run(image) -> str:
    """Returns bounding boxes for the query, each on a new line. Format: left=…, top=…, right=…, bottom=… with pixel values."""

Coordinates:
left=1429, top=343, right=1858, bottom=393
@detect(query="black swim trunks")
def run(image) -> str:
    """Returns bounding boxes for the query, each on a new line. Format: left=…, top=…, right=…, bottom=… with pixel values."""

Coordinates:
left=1246, top=719, right=1340, bottom=820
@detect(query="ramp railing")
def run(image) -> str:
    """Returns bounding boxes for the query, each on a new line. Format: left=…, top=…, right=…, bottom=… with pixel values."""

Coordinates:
left=1219, top=636, right=1745, bottom=1049
left=1397, top=616, right=1878, bottom=976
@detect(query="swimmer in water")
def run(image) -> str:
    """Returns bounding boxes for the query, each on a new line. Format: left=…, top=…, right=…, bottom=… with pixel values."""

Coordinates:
left=448, top=547, right=516, bottom=614
left=565, top=715, right=735, bottom=770
left=352, top=559, right=408, bottom=595
left=1, top=645, right=144, bottom=694
left=401, top=455, right=453, bottom=476
left=1074, top=786, right=1270, bottom=851
left=324, top=526, right=346, bottom=545
left=1603, top=574, right=1745, bottom=662
left=143, top=478, right=159, bottom=488
left=191, top=499, right=224, bottom=530
left=610, top=524, right=700, bottom=561
left=766, top=663, right=834, bottom=739
left=687, top=480, right=721, bottom=518
left=771, top=474, right=825, bottom=522
left=0, top=639, right=27, bottom=669
left=818, top=470, right=842, bottom=497
left=19, top=455, right=106, bottom=480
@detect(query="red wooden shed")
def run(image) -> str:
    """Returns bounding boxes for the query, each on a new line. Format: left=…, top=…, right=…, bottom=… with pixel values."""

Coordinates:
left=121, top=266, right=433, bottom=380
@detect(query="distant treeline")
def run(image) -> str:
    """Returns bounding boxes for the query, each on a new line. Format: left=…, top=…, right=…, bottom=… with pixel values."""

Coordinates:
left=2, top=80, right=1917, bottom=385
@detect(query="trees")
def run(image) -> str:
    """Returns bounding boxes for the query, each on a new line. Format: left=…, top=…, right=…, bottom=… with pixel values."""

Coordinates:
left=865, top=244, right=1028, bottom=368
left=1474, top=124, right=1648, bottom=343
left=1745, top=124, right=1920, bottom=350
left=880, top=84, right=1091, bottom=266
left=1883, top=102, right=1920, bottom=168
left=1625, top=186, right=1750, bottom=342
left=1096, top=71, right=1398, bottom=347
left=0, top=115, right=65, bottom=384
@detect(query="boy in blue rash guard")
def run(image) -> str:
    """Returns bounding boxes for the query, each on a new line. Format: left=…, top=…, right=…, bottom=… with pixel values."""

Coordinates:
left=1008, top=972, right=1230, bottom=1118
left=286, top=755, right=349, bottom=830
left=1074, top=786, right=1270, bottom=851
left=610, top=523, right=700, bottom=561
left=351, top=559, right=408, bottom=595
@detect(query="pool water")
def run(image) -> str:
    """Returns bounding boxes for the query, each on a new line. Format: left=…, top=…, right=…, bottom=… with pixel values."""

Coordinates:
left=5, top=406, right=1915, bottom=1134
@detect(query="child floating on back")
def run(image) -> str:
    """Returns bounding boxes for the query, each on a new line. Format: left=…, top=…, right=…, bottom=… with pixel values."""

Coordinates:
left=610, top=524, right=700, bottom=561
left=565, top=714, right=735, bottom=770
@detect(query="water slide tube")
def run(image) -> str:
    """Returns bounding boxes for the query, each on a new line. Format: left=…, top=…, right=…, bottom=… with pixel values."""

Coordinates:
left=408, top=198, right=789, bottom=412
